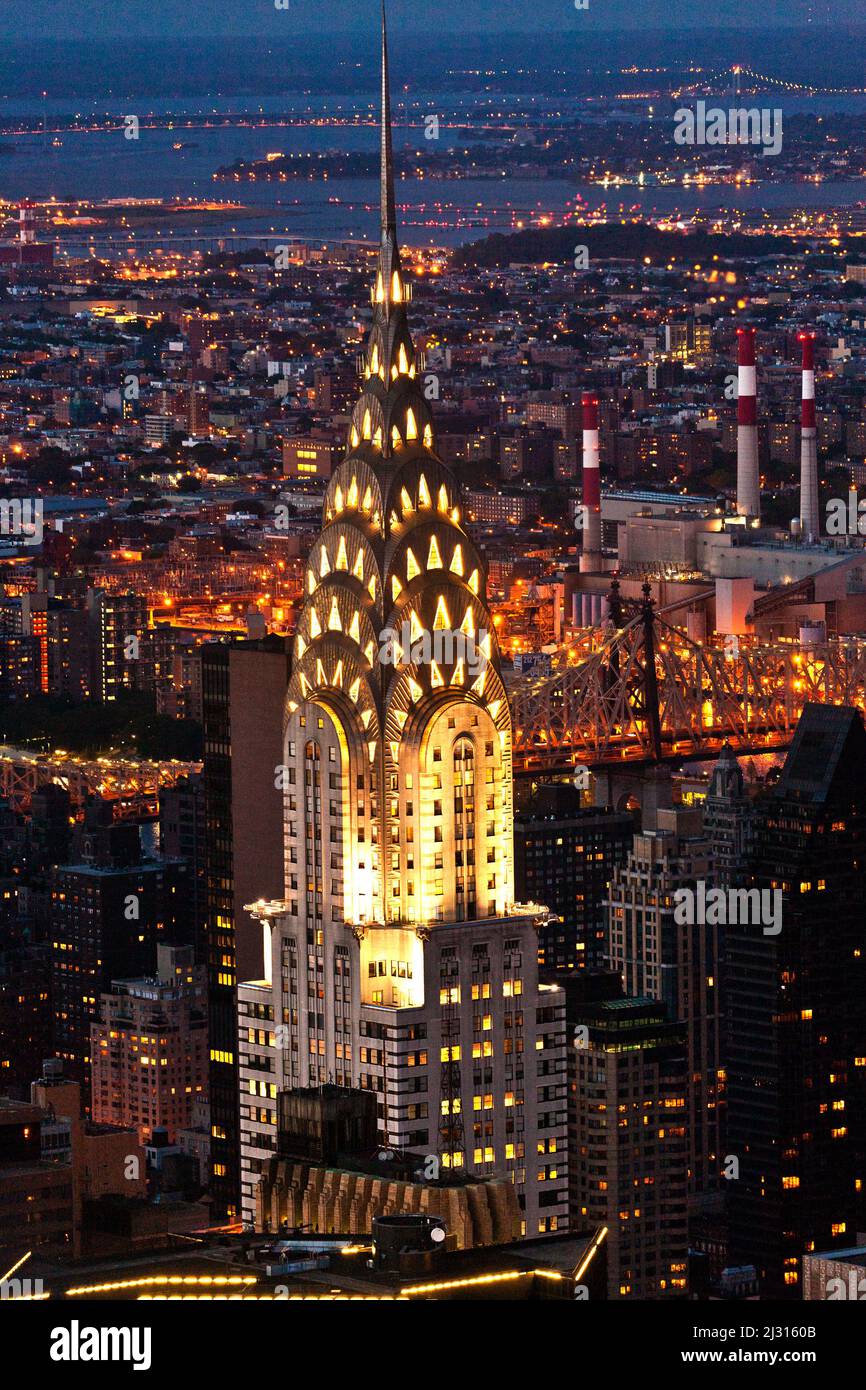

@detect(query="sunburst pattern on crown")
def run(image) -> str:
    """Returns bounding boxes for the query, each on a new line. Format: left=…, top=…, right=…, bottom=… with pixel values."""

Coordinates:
left=284, top=3, right=513, bottom=926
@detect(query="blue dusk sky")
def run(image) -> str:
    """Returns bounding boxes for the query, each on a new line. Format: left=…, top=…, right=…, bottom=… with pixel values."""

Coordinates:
left=0, top=0, right=854, bottom=37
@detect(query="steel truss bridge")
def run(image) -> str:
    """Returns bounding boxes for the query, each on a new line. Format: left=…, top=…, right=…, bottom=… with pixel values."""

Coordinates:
left=0, top=746, right=202, bottom=818
left=510, top=584, right=866, bottom=776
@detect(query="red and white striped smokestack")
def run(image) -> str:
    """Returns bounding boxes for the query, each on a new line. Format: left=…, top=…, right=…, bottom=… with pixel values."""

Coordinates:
left=736, top=327, right=760, bottom=522
left=799, top=331, right=819, bottom=542
left=18, top=201, right=35, bottom=246
left=579, top=390, right=603, bottom=572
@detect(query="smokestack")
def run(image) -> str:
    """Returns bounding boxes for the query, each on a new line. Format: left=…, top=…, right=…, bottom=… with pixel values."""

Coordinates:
left=18, top=201, right=35, bottom=246
left=736, top=327, right=760, bottom=522
left=579, top=391, right=602, bottom=572
left=799, top=332, right=819, bottom=543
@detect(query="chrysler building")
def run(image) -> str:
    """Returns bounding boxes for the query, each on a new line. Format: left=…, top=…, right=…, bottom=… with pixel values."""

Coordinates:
left=237, top=4, right=568, bottom=1237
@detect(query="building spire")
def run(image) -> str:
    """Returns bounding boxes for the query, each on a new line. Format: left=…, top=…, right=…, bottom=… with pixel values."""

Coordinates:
left=380, top=0, right=397, bottom=240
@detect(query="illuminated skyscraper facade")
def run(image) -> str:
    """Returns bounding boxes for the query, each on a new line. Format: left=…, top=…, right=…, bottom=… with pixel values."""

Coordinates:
left=237, top=7, right=567, bottom=1236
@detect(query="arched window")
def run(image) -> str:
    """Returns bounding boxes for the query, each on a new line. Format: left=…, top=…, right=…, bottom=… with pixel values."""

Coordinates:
left=452, top=737, right=476, bottom=921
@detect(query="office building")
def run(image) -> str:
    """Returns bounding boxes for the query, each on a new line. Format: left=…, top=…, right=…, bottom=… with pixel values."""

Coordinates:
left=188, top=384, right=211, bottom=437
left=665, top=318, right=712, bottom=362
left=0, top=631, right=38, bottom=698
left=726, top=704, right=866, bottom=1296
left=803, top=1246, right=866, bottom=1301
left=21, top=590, right=48, bottom=693
left=159, top=774, right=207, bottom=961
left=0, top=1097, right=75, bottom=1261
left=702, top=742, right=752, bottom=887
left=0, top=939, right=50, bottom=1094
left=254, top=1084, right=522, bottom=1245
left=201, top=636, right=290, bottom=1218
left=606, top=807, right=723, bottom=1199
left=568, top=986, right=689, bottom=1298
left=514, top=785, right=633, bottom=972
left=86, top=589, right=150, bottom=702
left=236, top=13, right=568, bottom=1240
left=46, top=603, right=89, bottom=700
left=283, top=433, right=343, bottom=479
left=91, top=944, right=207, bottom=1143
left=50, top=852, right=191, bottom=1100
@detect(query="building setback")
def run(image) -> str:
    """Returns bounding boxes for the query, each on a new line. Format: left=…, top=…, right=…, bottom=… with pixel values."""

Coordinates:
left=254, top=1084, right=522, bottom=1245
left=701, top=742, right=752, bottom=888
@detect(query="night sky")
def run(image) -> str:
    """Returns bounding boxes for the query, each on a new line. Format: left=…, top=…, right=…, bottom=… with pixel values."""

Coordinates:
left=0, top=0, right=852, bottom=37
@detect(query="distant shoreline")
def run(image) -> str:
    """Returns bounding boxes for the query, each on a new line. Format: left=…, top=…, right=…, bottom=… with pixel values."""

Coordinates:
left=0, top=29, right=865, bottom=101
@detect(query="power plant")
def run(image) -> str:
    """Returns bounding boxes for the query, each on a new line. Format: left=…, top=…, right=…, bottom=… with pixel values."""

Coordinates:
left=0, top=201, right=53, bottom=268
left=577, top=324, right=837, bottom=581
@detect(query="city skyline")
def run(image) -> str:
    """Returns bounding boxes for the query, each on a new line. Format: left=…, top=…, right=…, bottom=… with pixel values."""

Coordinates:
left=2, top=0, right=866, bottom=1343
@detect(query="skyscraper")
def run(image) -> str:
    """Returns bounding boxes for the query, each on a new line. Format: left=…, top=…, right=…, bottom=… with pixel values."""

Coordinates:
left=568, top=990, right=689, bottom=1299
left=236, top=6, right=567, bottom=1237
left=159, top=773, right=207, bottom=962
left=50, top=854, right=191, bottom=1100
left=91, top=944, right=207, bottom=1143
left=514, top=784, right=633, bottom=972
left=605, top=807, right=723, bottom=1200
left=702, top=742, right=751, bottom=888
left=85, top=589, right=150, bottom=703
left=201, top=636, right=290, bottom=1219
left=727, top=704, right=866, bottom=1297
